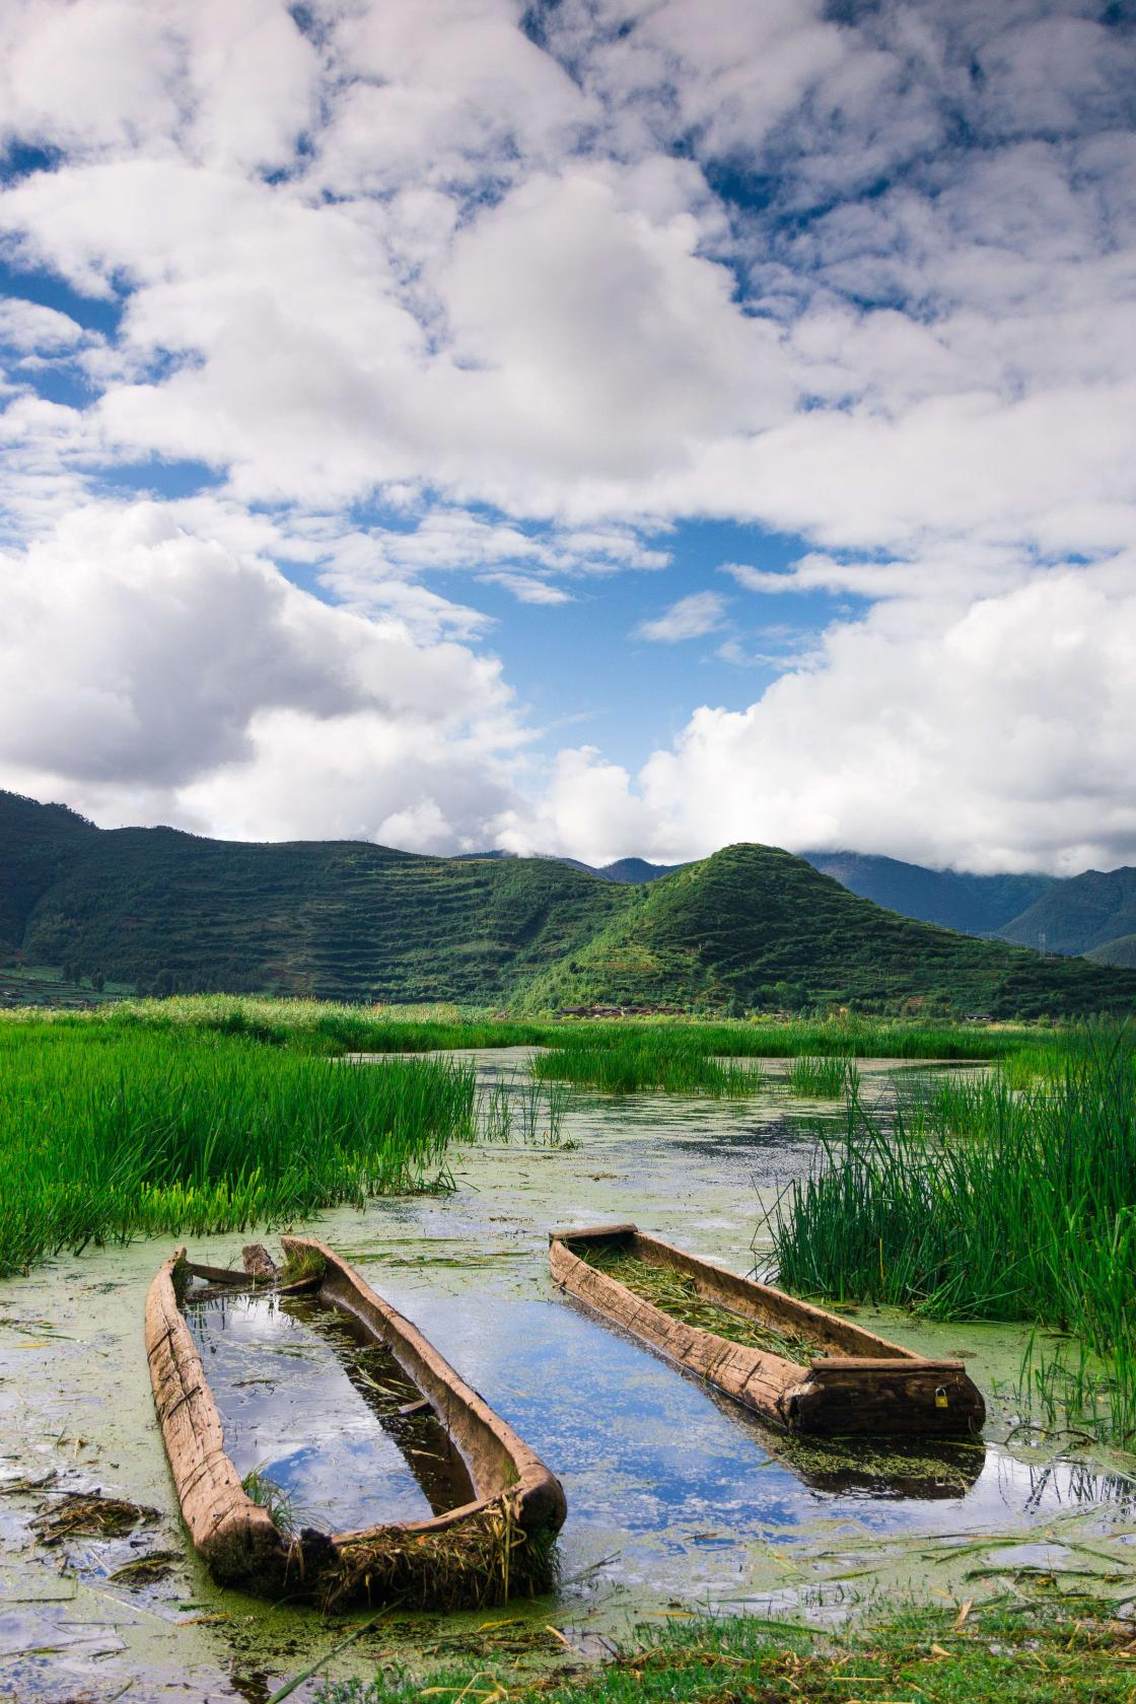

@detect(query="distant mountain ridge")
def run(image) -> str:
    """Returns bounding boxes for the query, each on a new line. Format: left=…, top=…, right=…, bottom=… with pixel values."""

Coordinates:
left=999, top=867, right=1136, bottom=963
left=472, top=846, right=1062, bottom=936
left=1, top=788, right=1134, bottom=1016
left=799, top=851, right=1056, bottom=935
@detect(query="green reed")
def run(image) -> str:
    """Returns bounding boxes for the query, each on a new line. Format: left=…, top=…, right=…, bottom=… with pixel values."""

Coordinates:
left=784, top=1055, right=859, bottom=1099
left=0, top=1025, right=476, bottom=1277
left=476, top=1070, right=575, bottom=1145
left=0, top=994, right=1055, bottom=1064
left=768, top=1036, right=1136, bottom=1443
left=531, top=1033, right=765, bottom=1096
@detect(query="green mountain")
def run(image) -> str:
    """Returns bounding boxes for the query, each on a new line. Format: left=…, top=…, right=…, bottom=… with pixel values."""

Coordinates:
left=513, top=843, right=1136, bottom=1017
left=0, top=791, right=623, bottom=1002
left=1087, top=935, right=1136, bottom=969
left=474, top=847, right=1055, bottom=937
left=800, top=850, right=1055, bottom=935
left=998, top=867, right=1136, bottom=959
left=2, top=790, right=1134, bottom=1016
left=0, top=791, right=99, bottom=951
left=597, top=856, right=681, bottom=884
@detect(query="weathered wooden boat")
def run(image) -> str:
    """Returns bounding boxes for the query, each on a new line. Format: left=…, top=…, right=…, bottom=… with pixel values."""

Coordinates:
left=146, top=1235, right=566, bottom=1609
left=550, top=1224, right=985, bottom=1438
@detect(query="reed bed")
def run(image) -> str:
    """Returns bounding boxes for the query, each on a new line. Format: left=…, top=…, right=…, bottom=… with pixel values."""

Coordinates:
left=0, top=1025, right=475, bottom=1277
left=769, top=1038, right=1136, bottom=1442
left=0, top=993, right=1051, bottom=1063
left=477, top=1071, right=575, bottom=1144
left=532, top=1035, right=766, bottom=1095
left=784, top=1055, right=859, bottom=1099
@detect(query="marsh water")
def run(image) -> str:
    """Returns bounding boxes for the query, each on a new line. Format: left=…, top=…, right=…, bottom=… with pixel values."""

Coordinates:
left=3, top=1052, right=1135, bottom=1702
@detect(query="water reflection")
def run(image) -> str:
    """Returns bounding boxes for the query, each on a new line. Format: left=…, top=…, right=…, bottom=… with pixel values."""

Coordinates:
left=184, top=1287, right=475, bottom=1534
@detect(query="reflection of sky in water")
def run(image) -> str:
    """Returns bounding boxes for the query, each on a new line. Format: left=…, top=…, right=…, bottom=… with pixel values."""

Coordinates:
left=358, top=1286, right=1136, bottom=1602
left=318, top=1051, right=1136, bottom=1608
left=186, top=1258, right=1136, bottom=1612
left=185, top=1291, right=440, bottom=1533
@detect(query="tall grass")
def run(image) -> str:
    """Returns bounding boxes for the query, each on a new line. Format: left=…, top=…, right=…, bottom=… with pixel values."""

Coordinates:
left=0, top=994, right=1056, bottom=1062
left=477, top=1071, right=575, bottom=1144
left=532, top=1034, right=765, bottom=1096
left=0, top=1025, right=476, bottom=1278
left=784, top=1055, right=859, bottom=1099
left=768, top=1037, right=1136, bottom=1442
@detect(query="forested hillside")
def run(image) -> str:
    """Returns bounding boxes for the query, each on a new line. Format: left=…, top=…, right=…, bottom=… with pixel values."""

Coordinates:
left=3, top=790, right=1135, bottom=1015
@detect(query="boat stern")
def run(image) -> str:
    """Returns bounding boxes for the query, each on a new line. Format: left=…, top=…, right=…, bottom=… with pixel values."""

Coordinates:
left=779, top=1356, right=986, bottom=1437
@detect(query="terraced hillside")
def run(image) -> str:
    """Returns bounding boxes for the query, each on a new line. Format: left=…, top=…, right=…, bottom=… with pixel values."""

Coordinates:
left=0, top=792, right=623, bottom=1002
left=514, top=844, right=1136, bottom=1018
left=3, top=790, right=1136, bottom=1014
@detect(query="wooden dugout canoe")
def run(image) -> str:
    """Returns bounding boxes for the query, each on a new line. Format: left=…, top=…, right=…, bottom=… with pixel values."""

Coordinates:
left=549, top=1224, right=985, bottom=1439
left=145, top=1235, right=566, bottom=1609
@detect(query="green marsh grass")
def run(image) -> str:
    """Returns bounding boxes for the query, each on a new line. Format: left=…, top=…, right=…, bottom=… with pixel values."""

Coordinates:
left=241, top=1465, right=300, bottom=1535
left=769, top=1036, right=1136, bottom=1443
left=0, top=1025, right=476, bottom=1278
left=476, top=1070, right=575, bottom=1144
left=315, top=1597, right=1136, bottom=1704
left=0, top=993, right=1049, bottom=1062
left=784, top=1054, right=859, bottom=1099
left=531, top=1032, right=765, bottom=1095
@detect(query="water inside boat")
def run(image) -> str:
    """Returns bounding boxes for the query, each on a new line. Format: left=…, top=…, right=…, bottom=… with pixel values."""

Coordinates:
left=183, top=1281, right=476, bottom=1535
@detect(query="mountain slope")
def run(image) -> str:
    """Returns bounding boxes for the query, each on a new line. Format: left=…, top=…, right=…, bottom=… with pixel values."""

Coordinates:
left=1, top=793, right=624, bottom=1001
left=598, top=857, right=681, bottom=883
left=999, top=867, right=1136, bottom=957
left=801, top=850, right=1055, bottom=935
left=514, top=844, right=1136, bottom=1017
left=0, top=791, right=99, bottom=950
left=1087, top=935, right=1136, bottom=969
left=3, top=791, right=1135, bottom=1015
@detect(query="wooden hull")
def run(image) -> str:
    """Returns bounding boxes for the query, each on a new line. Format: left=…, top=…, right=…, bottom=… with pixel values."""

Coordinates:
left=146, top=1236, right=566, bottom=1609
left=549, top=1224, right=985, bottom=1439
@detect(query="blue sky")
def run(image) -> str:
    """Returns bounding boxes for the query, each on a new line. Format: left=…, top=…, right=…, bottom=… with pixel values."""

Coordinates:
left=1, top=1, right=1134, bottom=872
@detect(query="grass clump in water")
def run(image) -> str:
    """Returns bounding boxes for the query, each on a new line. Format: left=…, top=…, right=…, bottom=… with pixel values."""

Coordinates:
left=784, top=1054, right=859, bottom=1099
left=319, top=1498, right=557, bottom=1613
left=477, top=1071, right=576, bottom=1144
left=0, top=1025, right=475, bottom=1278
left=533, top=1034, right=764, bottom=1095
left=769, top=1034, right=1136, bottom=1444
left=582, top=1246, right=814, bottom=1362
left=242, top=1466, right=300, bottom=1536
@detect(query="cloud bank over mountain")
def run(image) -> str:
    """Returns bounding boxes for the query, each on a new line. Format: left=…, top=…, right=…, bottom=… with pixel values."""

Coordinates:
left=1, top=0, right=1133, bottom=871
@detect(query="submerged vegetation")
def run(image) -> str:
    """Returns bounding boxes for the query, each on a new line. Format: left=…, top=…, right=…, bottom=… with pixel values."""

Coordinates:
left=770, top=1034, right=1136, bottom=1443
left=0, top=1023, right=475, bottom=1278
left=582, top=1244, right=815, bottom=1362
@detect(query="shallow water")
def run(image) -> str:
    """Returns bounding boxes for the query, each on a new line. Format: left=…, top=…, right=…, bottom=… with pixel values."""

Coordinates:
left=2, top=1051, right=1134, bottom=1702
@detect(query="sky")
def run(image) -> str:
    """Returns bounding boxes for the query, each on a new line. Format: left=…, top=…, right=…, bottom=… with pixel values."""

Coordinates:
left=1, top=0, right=1134, bottom=875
